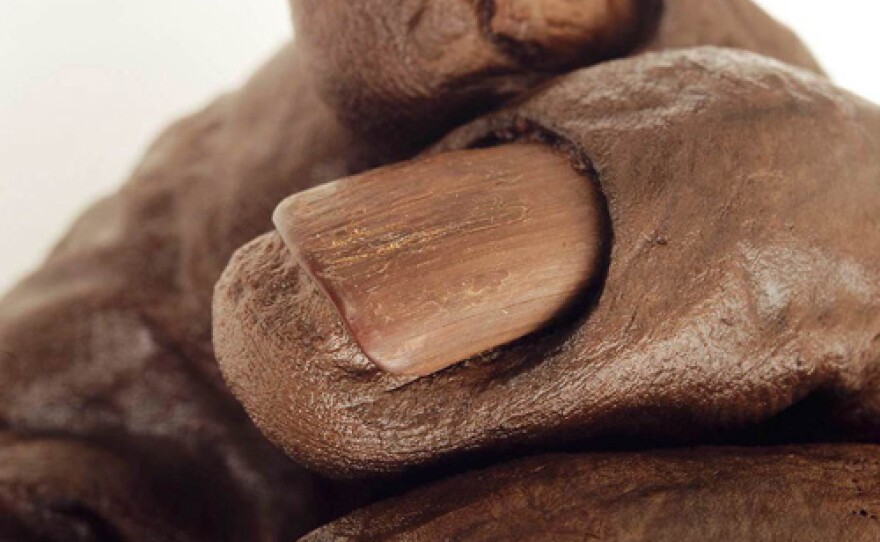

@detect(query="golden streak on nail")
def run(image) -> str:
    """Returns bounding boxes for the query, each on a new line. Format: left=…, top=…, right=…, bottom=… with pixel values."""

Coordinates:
left=273, top=144, right=606, bottom=376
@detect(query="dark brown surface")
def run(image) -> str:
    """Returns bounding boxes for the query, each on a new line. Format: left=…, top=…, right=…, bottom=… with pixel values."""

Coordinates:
left=289, top=0, right=663, bottom=158
left=274, top=144, right=606, bottom=375
left=302, top=446, right=880, bottom=541
left=0, top=0, right=852, bottom=538
left=0, top=433, right=254, bottom=541
left=290, top=0, right=821, bottom=159
left=215, top=48, right=880, bottom=477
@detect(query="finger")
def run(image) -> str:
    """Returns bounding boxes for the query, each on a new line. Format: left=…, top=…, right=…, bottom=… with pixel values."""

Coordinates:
left=287, top=0, right=822, bottom=159
left=301, top=445, right=880, bottom=540
left=272, top=143, right=607, bottom=376
left=290, top=0, right=662, bottom=156
left=0, top=433, right=252, bottom=541
left=0, top=2, right=654, bottom=537
left=214, top=48, right=880, bottom=477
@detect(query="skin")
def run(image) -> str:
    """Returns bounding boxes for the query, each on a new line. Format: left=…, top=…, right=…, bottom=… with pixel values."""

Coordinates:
left=302, top=446, right=880, bottom=541
left=0, top=0, right=863, bottom=539
left=216, top=48, right=880, bottom=477
left=0, top=433, right=255, bottom=541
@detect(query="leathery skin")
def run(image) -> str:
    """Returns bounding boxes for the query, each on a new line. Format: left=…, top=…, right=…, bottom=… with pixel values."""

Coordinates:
left=302, top=446, right=880, bottom=541
left=291, top=0, right=822, bottom=158
left=215, top=48, right=880, bottom=476
left=0, top=0, right=864, bottom=538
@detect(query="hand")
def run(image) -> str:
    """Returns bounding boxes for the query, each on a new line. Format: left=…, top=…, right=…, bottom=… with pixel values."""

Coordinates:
left=0, top=0, right=860, bottom=540
left=215, top=48, right=880, bottom=477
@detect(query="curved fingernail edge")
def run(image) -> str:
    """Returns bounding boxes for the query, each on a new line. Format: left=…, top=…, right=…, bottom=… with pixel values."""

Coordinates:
left=273, top=143, right=605, bottom=376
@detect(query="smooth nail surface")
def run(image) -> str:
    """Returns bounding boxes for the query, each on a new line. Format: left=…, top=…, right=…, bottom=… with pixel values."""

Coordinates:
left=489, top=0, right=646, bottom=65
left=273, top=144, right=606, bottom=376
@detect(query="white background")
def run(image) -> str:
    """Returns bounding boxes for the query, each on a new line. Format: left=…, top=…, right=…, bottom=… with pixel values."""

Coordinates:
left=2, top=1, right=879, bottom=294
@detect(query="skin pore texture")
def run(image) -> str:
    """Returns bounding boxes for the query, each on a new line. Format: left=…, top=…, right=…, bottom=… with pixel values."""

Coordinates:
left=302, top=446, right=880, bottom=540
left=216, top=49, right=880, bottom=478
left=0, top=0, right=875, bottom=540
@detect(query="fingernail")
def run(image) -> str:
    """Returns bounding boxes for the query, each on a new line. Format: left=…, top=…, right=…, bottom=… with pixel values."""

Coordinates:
left=273, top=144, right=605, bottom=376
left=489, top=0, right=648, bottom=65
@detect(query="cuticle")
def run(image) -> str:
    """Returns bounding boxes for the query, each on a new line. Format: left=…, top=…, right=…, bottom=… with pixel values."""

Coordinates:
left=466, top=117, right=615, bottom=354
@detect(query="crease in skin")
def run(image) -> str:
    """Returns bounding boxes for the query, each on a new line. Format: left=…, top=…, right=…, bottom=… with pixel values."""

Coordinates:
left=291, top=0, right=666, bottom=157
left=301, top=446, right=880, bottom=540
left=0, top=0, right=849, bottom=536
left=480, top=0, right=656, bottom=66
left=214, top=48, right=880, bottom=479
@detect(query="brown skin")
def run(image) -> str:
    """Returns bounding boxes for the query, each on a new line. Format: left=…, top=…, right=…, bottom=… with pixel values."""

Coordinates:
left=291, top=0, right=822, bottom=158
left=303, top=446, right=880, bottom=541
left=0, top=0, right=853, bottom=539
left=290, top=0, right=664, bottom=157
left=0, top=433, right=255, bottom=541
left=216, top=48, right=880, bottom=477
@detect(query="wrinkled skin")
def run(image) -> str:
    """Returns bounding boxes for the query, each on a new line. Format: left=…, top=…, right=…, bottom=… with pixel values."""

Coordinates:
left=0, top=434, right=254, bottom=540
left=303, top=446, right=880, bottom=540
left=218, top=47, right=880, bottom=476
left=1, top=0, right=876, bottom=540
